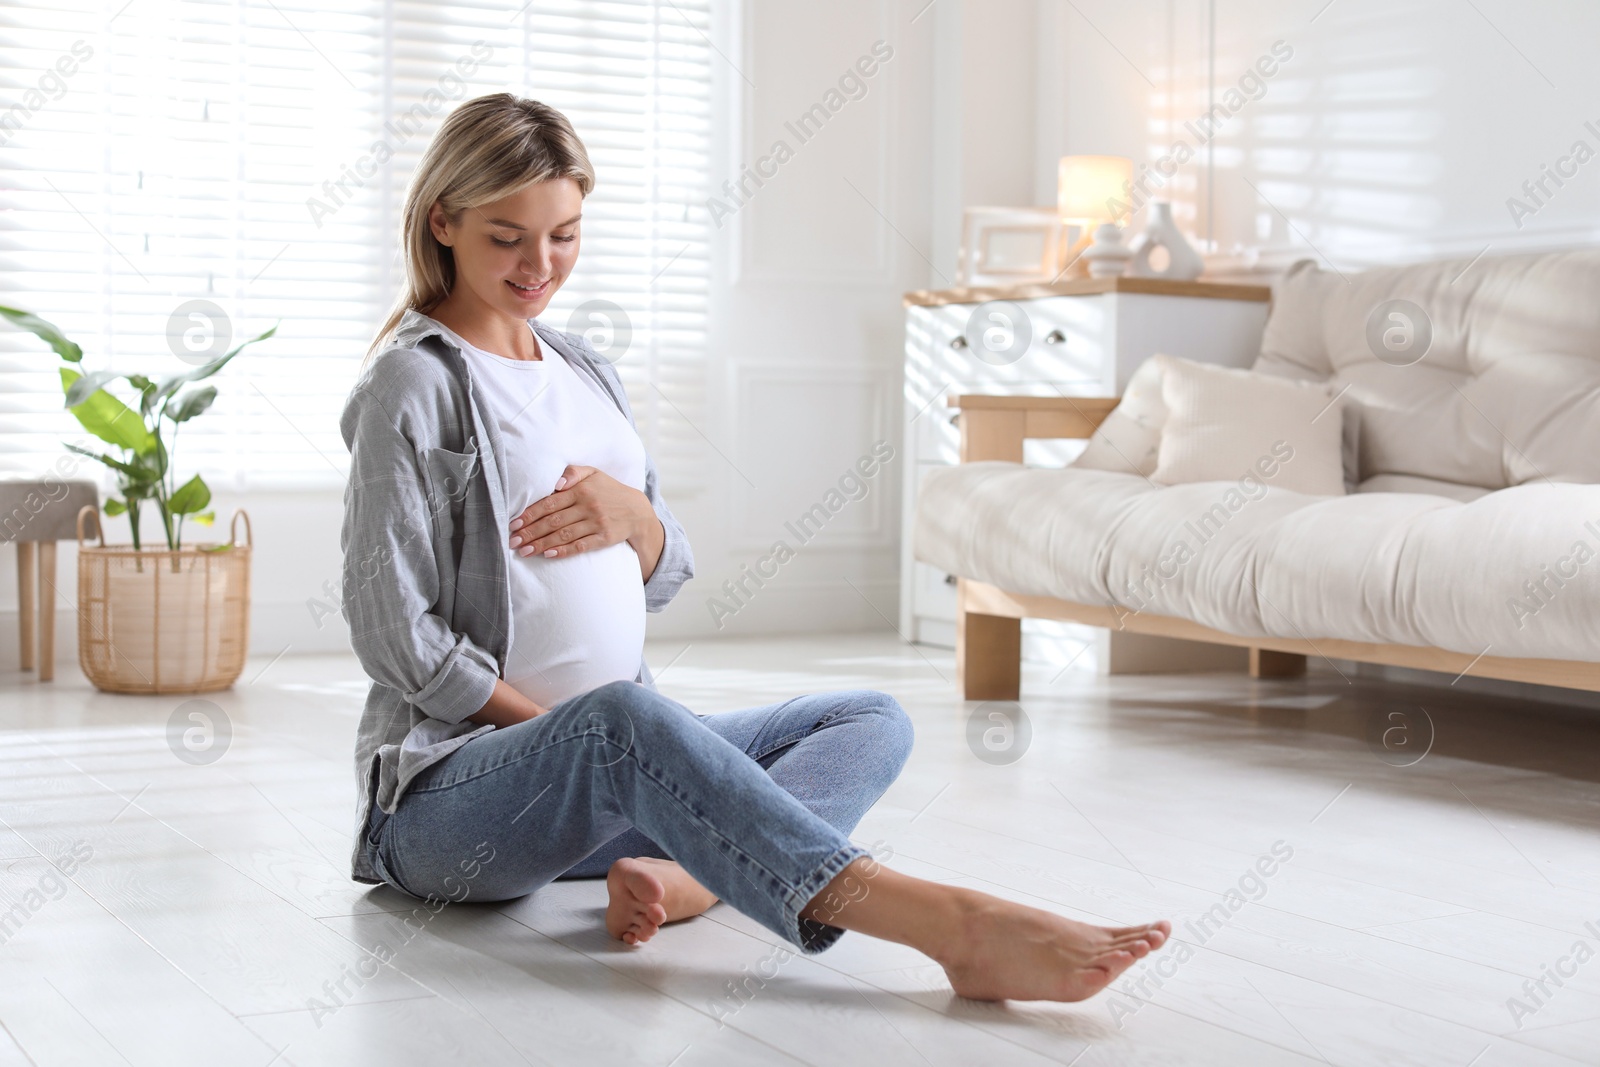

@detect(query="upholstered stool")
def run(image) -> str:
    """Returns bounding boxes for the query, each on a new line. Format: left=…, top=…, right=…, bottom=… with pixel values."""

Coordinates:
left=0, top=475, right=100, bottom=681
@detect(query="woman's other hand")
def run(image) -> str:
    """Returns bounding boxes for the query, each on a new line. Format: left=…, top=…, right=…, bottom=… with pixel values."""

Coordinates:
left=508, top=464, right=665, bottom=579
left=467, top=678, right=549, bottom=728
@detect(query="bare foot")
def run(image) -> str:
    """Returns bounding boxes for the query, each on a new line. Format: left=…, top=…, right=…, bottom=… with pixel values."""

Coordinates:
left=934, top=889, right=1171, bottom=1002
left=605, top=857, right=718, bottom=945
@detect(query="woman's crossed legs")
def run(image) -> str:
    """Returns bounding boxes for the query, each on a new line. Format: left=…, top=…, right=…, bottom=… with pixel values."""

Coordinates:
left=556, top=686, right=913, bottom=943
left=369, top=680, right=1170, bottom=1002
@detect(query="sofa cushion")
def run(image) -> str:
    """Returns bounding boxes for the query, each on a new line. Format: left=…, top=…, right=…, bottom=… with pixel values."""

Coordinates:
left=1254, top=251, right=1600, bottom=490
left=1152, top=358, right=1345, bottom=496
left=915, top=462, right=1600, bottom=663
left=1075, top=353, right=1362, bottom=491
left=1358, top=473, right=1490, bottom=503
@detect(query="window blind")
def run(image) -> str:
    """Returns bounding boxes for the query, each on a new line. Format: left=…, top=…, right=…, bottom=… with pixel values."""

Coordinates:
left=0, top=0, right=711, bottom=495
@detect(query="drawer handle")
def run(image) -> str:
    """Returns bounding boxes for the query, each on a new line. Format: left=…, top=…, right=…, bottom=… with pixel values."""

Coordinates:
left=1044, top=329, right=1066, bottom=345
left=949, top=335, right=969, bottom=350
left=944, top=573, right=957, bottom=586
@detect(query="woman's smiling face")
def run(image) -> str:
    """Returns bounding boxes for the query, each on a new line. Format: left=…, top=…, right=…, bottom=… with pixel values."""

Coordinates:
left=429, top=177, right=583, bottom=319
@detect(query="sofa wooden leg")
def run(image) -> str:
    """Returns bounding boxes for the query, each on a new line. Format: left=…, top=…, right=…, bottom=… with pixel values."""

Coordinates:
left=1250, top=648, right=1306, bottom=678
left=958, top=608, right=1021, bottom=701
left=17, top=541, right=35, bottom=672
left=37, top=540, right=56, bottom=682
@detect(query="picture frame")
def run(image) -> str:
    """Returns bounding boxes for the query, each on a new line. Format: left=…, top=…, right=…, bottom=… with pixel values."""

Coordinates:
left=957, top=207, right=1067, bottom=287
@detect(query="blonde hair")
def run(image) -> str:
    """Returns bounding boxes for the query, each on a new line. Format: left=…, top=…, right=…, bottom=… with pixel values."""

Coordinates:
left=365, top=93, right=595, bottom=361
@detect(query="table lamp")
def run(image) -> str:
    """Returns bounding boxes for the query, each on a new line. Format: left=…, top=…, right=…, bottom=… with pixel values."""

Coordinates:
left=1057, top=155, right=1135, bottom=277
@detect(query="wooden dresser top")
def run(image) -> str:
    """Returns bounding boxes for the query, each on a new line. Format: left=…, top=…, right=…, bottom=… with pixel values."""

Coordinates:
left=904, top=276, right=1271, bottom=308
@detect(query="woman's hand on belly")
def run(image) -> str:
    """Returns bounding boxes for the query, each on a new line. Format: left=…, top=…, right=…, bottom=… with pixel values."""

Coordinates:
left=508, top=464, right=665, bottom=580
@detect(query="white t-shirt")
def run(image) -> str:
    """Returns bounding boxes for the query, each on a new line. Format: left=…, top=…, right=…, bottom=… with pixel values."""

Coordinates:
left=433, top=317, right=649, bottom=709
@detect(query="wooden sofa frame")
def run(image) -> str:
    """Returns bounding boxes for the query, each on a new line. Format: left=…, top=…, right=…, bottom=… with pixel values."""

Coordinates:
left=949, top=393, right=1600, bottom=700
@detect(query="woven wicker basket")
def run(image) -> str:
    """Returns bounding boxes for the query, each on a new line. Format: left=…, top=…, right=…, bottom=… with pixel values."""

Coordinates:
left=75, top=504, right=252, bottom=694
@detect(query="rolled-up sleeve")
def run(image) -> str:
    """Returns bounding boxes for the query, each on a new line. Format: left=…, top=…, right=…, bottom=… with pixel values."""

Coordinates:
left=339, top=386, right=499, bottom=724
left=640, top=449, right=695, bottom=613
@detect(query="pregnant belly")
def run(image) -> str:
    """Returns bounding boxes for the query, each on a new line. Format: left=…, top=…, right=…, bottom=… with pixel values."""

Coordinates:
left=503, top=541, right=647, bottom=708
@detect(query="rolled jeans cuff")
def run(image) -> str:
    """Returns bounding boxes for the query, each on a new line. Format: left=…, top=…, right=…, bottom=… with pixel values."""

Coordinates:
left=782, top=842, right=870, bottom=954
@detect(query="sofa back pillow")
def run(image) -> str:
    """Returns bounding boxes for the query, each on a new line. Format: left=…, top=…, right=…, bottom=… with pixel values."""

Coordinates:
left=1254, top=251, right=1600, bottom=489
left=1153, top=357, right=1347, bottom=496
left=1255, top=258, right=1341, bottom=381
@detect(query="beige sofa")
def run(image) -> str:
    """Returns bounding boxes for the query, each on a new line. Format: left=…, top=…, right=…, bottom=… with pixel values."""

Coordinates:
left=915, top=249, right=1600, bottom=699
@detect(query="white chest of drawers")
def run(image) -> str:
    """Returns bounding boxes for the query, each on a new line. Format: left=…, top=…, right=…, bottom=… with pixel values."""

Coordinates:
left=898, top=277, right=1272, bottom=662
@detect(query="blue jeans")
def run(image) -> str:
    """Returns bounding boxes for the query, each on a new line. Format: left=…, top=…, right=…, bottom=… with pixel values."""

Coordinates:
left=364, top=681, right=914, bottom=953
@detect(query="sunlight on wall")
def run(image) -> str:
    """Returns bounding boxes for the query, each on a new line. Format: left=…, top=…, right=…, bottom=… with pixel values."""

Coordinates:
left=1062, top=0, right=1600, bottom=272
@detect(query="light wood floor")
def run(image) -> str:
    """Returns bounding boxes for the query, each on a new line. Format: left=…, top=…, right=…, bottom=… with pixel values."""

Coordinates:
left=2, top=632, right=1598, bottom=1066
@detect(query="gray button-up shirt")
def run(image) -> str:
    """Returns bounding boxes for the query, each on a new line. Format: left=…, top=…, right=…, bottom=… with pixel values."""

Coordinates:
left=339, top=308, right=695, bottom=885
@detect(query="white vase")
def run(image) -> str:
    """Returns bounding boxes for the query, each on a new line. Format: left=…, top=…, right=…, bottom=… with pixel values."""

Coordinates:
left=1129, top=201, right=1204, bottom=280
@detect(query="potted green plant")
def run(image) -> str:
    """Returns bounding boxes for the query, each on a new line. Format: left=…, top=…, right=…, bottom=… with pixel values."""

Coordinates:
left=0, top=306, right=276, bottom=693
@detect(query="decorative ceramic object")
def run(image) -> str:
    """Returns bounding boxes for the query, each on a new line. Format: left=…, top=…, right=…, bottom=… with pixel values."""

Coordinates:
left=1129, top=201, right=1204, bottom=280
left=1082, top=222, right=1134, bottom=277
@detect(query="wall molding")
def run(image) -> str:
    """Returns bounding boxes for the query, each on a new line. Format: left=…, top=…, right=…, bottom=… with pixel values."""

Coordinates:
left=728, top=360, right=894, bottom=553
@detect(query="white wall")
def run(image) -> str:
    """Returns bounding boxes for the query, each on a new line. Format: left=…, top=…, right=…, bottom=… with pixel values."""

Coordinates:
left=677, top=0, right=932, bottom=642
left=1044, top=0, right=1600, bottom=273
left=687, top=0, right=1051, bottom=647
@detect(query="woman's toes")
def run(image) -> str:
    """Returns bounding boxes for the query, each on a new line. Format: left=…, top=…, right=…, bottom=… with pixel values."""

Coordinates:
left=627, top=913, right=659, bottom=942
left=606, top=858, right=669, bottom=942
left=1096, top=948, right=1137, bottom=982
left=1110, top=922, right=1169, bottom=951
left=1111, top=922, right=1162, bottom=938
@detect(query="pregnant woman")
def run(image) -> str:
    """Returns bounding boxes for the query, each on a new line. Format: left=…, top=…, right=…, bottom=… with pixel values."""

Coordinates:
left=340, top=92, right=1169, bottom=1002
